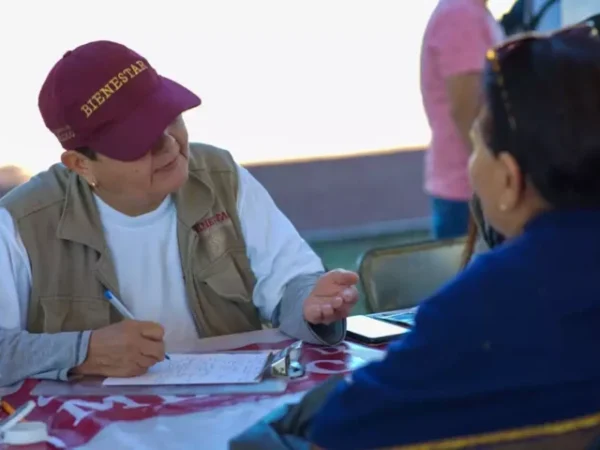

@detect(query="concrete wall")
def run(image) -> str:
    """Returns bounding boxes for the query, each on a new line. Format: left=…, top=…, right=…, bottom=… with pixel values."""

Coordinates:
left=246, top=148, right=430, bottom=240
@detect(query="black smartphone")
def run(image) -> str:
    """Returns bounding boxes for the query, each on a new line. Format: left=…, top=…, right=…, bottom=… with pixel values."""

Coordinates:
left=377, top=310, right=417, bottom=328
left=346, top=315, right=411, bottom=344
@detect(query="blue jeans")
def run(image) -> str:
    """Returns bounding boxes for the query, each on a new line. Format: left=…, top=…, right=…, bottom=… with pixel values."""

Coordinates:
left=430, top=197, right=470, bottom=239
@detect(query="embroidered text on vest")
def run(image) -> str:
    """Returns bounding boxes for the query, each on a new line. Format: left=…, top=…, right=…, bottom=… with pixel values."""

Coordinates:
left=194, top=211, right=231, bottom=233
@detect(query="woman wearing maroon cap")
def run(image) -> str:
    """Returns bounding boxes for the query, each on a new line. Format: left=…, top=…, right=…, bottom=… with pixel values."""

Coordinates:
left=0, top=41, right=358, bottom=385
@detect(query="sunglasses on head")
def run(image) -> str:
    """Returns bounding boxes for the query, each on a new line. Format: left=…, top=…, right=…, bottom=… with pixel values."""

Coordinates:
left=485, top=23, right=599, bottom=132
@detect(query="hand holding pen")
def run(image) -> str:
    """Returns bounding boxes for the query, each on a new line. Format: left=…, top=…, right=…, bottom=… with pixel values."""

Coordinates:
left=71, top=291, right=168, bottom=378
left=103, top=290, right=170, bottom=360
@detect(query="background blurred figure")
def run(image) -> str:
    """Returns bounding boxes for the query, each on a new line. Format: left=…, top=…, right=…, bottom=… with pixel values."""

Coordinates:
left=0, top=166, right=30, bottom=198
left=420, top=0, right=504, bottom=239
left=500, top=0, right=559, bottom=35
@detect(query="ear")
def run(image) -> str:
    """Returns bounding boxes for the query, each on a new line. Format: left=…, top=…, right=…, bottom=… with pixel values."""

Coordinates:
left=61, top=151, right=96, bottom=185
left=496, top=152, right=524, bottom=211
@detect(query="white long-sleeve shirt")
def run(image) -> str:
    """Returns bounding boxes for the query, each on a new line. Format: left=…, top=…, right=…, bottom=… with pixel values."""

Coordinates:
left=0, top=164, right=325, bottom=347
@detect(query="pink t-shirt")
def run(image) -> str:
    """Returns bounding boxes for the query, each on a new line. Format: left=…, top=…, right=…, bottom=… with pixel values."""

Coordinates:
left=420, top=0, right=504, bottom=200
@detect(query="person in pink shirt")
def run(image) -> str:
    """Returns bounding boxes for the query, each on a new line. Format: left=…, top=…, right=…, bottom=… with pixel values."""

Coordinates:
left=420, top=0, right=504, bottom=238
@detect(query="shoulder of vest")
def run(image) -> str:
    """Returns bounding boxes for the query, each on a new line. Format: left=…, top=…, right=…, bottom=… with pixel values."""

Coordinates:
left=0, top=164, right=71, bottom=219
left=188, top=143, right=237, bottom=174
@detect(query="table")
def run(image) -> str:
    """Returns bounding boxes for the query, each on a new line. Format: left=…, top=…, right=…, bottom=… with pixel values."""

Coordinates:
left=0, top=329, right=384, bottom=450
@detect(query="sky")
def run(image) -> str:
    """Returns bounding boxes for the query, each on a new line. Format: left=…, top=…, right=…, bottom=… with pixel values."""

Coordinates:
left=2, top=0, right=517, bottom=174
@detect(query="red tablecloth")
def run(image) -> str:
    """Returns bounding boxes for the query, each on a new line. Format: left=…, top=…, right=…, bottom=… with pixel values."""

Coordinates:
left=0, top=330, right=384, bottom=449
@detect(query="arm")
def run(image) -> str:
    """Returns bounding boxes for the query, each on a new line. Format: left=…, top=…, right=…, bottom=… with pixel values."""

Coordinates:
left=435, top=8, right=493, bottom=150
left=0, top=329, right=90, bottom=386
left=236, top=165, right=344, bottom=345
left=273, top=272, right=345, bottom=345
left=447, top=73, right=482, bottom=149
left=0, top=208, right=90, bottom=386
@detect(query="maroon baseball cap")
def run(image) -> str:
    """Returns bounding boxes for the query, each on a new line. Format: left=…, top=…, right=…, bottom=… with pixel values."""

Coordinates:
left=38, top=40, right=201, bottom=162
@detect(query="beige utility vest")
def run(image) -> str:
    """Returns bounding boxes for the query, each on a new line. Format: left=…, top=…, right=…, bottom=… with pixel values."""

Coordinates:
left=0, top=144, right=262, bottom=337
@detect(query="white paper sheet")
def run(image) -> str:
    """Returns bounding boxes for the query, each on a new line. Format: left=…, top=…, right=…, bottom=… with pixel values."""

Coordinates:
left=102, top=352, right=271, bottom=386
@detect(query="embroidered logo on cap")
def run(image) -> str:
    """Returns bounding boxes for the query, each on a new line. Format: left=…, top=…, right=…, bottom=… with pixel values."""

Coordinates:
left=80, top=60, right=149, bottom=119
left=52, top=125, right=76, bottom=142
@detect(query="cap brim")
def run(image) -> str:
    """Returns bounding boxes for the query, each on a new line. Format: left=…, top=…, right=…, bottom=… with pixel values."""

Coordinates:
left=89, top=77, right=201, bottom=162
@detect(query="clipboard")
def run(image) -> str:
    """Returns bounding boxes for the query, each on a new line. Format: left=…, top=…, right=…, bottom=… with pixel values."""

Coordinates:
left=32, top=341, right=306, bottom=397
left=265, top=341, right=305, bottom=379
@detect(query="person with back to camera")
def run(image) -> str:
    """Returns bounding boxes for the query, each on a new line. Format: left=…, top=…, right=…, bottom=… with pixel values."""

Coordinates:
left=300, top=23, right=600, bottom=449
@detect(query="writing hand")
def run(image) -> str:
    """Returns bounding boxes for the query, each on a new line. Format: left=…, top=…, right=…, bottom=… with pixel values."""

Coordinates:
left=72, top=320, right=166, bottom=377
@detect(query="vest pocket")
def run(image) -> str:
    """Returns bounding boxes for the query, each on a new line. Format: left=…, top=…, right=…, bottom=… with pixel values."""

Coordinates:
left=190, top=248, right=262, bottom=336
left=195, top=250, right=253, bottom=304
left=38, top=296, right=111, bottom=333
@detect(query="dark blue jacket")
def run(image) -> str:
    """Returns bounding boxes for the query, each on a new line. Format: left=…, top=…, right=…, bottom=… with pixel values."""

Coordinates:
left=310, top=210, right=600, bottom=449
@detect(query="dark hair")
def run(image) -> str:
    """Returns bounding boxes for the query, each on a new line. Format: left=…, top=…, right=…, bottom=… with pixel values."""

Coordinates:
left=75, top=147, right=98, bottom=160
left=462, top=197, right=507, bottom=268
left=482, top=28, right=600, bottom=209
left=499, top=0, right=558, bottom=36
left=583, top=14, right=600, bottom=31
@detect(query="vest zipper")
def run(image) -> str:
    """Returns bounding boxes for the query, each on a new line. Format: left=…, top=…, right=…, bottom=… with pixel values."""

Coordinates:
left=186, top=232, right=204, bottom=338
left=95, top=266, right=123, bottom=322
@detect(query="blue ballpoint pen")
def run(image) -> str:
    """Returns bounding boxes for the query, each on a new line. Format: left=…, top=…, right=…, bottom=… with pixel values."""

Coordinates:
left=103, top=290, right=170, bottom=360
